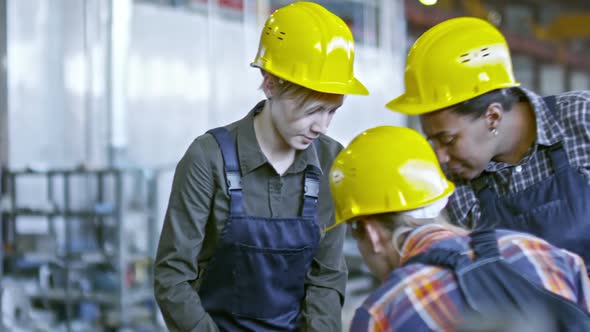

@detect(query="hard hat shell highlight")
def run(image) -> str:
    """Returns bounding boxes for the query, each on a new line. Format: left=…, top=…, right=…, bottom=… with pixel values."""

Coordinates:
left=251, top=2, right=369, bottom=96
left=328, top=126, right=455, bottom=228
left=386, top=17, right=519, bottom=115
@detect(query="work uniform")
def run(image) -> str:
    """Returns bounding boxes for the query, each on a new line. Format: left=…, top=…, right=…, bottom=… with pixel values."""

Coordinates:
left=448, top=90, right=590, bottom=271
left=154, top=101, right=347, bottom=332
left=383, top=16, right=590, bottom=271
left=350, top=225, right=590, bottom=331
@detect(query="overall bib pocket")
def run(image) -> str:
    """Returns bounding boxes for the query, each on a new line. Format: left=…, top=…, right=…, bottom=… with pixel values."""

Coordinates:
left=233, top=243, right=313, bottom=319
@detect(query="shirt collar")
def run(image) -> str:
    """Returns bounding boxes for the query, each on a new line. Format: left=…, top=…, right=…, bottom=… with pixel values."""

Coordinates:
left=236, top=100, right=322, bottom=176
left=288, top=139, right=322, bottom=175
left=520, top=87, right=564, bottom=146
left=399, top=224, right=458, bottom=266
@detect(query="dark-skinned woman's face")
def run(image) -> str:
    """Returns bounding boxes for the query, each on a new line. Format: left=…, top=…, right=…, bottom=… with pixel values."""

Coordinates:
left=420, top=109, right=497, bottom=180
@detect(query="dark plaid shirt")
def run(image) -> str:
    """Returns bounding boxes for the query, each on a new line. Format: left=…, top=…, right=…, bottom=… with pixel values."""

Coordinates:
left=446, top=88, right=590, bottom=228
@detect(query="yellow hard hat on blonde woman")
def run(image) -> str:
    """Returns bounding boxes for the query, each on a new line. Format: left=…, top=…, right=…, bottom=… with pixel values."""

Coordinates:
left=327, top=126, right=454, bottom=229
left=251, top=2, right=368, bottom=96
left=386, top=17, right=519, bottom=115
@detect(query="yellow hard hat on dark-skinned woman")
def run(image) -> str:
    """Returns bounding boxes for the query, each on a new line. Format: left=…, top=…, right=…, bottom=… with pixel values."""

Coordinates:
left=386, top=17, right=519, bottom=115
left=327, top=126, right=454, bottom=229
left=251, top=2, right=369, bottom=96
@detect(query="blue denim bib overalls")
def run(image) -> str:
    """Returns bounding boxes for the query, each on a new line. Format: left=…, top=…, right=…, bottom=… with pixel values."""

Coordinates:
left=472, top=96, right=590, bottom=273
left=199, top=127, right=321, bottom=331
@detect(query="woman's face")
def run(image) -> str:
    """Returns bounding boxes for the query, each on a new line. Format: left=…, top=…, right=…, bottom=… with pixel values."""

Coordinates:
left=420, top=109, right=497, bottom=180
left=270, top=94, right=344, bottom=150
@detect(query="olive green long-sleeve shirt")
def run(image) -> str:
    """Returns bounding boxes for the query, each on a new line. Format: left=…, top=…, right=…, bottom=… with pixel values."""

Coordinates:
left=154, top=102, right=348, bottom=332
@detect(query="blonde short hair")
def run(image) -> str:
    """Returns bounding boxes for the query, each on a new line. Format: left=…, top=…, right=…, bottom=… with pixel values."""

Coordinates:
left=375, top=213, right=468, bottom=253
left=262, top=71, right=343, bottom=109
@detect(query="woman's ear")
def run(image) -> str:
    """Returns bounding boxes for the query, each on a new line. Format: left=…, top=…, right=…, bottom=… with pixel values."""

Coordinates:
left=485, top=102, right=503, bottom=130
left=261, top=73, right=275, bottom=99
left=364, top=220, right=386, bottom=254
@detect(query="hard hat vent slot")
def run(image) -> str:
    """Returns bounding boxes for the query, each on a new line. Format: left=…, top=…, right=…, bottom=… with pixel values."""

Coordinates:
left=460, top=53, right=471, bottom=63
left=459, top=47, right=491, bottom=63
left=264, top=26, right=285, bottom=40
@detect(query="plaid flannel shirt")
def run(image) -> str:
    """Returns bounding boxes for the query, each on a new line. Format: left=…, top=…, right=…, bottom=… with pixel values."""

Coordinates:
left=349, top=225, right=590, bottom=332
left=445, top=88, right=590, bottom=228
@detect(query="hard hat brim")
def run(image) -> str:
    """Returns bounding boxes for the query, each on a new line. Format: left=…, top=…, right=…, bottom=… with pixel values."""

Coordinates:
left=251, top=62, right=369, bottom=96
left=325, top=179, right=456, bottom=233
left=386, top=82, right=520, bottom=115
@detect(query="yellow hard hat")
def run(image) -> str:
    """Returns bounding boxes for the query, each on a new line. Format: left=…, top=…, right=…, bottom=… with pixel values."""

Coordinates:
left=251, top=2, right=368, bottom=96
left=328, top=126, right=455, bottom=228
left=386, top=17, right=519, bottom=115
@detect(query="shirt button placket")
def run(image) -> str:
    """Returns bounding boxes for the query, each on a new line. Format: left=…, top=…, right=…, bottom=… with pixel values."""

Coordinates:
left=269, top=176, right=283, bottom=217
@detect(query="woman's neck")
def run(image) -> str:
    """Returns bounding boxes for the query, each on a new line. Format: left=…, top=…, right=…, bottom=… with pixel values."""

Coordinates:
left=253, top=102, right=296, bottom=175
left=493, top=102, right=537, bottom=164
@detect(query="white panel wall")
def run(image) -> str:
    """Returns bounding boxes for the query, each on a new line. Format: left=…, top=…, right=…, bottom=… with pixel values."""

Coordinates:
left=8, top=0, right=110, bottom=169
left=539, top=63, right=565, bottom=96
left=8, top=0, right=407, bottom=169
left=571, top=71, right=590, bottom=91
left=329, top=46, right=406, bottom=144
left=125, top=1, right=407, bottom=168
left=512, top=55, right=535, bottom=89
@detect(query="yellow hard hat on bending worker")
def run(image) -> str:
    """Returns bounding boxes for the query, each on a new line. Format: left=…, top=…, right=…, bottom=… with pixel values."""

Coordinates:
left=327, top=126, right=454, bottom=229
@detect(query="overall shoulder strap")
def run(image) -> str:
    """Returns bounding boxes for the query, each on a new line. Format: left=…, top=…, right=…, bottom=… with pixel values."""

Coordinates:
left=207, top=127, right=244, bottom=215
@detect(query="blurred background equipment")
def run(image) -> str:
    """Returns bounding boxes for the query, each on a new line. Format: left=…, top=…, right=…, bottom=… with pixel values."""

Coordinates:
left=2, top=279, right=34, bottom=331
left=1, top=166, right=164, bottom=331
left=0, top=0, right=588, bottom=331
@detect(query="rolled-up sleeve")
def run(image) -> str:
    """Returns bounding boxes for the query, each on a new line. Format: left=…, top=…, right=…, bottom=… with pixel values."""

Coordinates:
left=301, top=220, right=348, bottom=331
left=154, top=139, right=219, bottom=332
